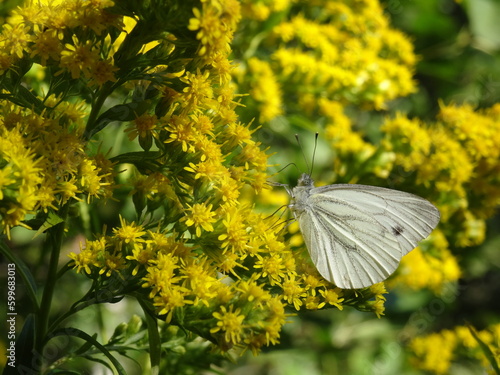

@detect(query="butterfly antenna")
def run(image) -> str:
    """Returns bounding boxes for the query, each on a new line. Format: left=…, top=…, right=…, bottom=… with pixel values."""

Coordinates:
left=277, top=162, right=298, bottom=174
left=295, top=134, right=311, bottom=174
left=310, top=132, right=319, bottom=176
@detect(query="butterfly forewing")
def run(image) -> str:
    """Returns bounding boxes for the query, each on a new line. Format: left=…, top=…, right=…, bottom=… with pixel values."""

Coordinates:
left=313, top=184, right=440, bottom=255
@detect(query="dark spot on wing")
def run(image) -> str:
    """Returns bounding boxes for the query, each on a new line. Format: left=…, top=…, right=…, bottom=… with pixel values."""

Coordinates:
left=392, top=225, right=404, bottom=236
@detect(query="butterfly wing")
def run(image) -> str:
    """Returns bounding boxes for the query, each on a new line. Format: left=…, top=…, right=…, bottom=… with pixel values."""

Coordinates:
left=296, top=184, right=440, bottom=289
left=313, top=184, right=441, bottom=255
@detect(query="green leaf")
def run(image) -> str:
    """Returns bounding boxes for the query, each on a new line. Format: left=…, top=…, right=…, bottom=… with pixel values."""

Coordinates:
left=45, top=370, right=82, bottom=375
left=74, top=333, right=99, bottom=355
left=138, top=298, right=161, bottom=375
left=87, top=103, right=142, bottom=137
left=33, top=211, right=65, bottom=238
left=466, top=322, right=500, bottom=375
left=49, top=327, right=127, bottom=375
left=85, top=97, right=155, bottom=138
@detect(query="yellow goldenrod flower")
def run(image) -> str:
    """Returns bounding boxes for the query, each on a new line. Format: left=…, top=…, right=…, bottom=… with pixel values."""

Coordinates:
left=126, top=242, right=156, bottom=276
left=188, top=0, right=240, bottom=60
left=112, top=216, right=147, bottom=244
left=68, top=237, right=107, bottom=275
left=182, top=202, right=217, bottom=237
left=0, top=24, right=32, bottom=59
left=68, top=247, right=98, bottom=275
left=214, top=175, right=241, bottom=204
left=254, top=253, right=287, bottom=286
left=153, top=285, right=191, bottom=323
left=304, top=295, right=323, bottom=310
left=281, top=274, right=307, bottom=310
left=30, top=26, right=62, bottom=65
left=319, top=288, right=345, bottom=311
left=370, top=298, right=386, bottom=319
left=182, top=259, right=218, bottom=306
left=235, top=278, right=271, bottom=306
left=88, top=58, right=118, bottom=87
left=59, top=36, right=99, bottom=79
left=180, top=69, right=214, bottom=111
left=211, top=305, right=246, bottom=347
left=99, top=251, right=126, bottom=277
left=164, top=114, right=197, bottom=153
left=218, top=206, right=249, bottom=252
left=126, top=113, right=158, bottom=141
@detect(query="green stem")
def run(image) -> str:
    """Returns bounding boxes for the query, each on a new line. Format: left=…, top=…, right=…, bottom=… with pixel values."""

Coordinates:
left=84, top=81, right=116, bottom=139
left=34, top=204, right=69, bottom=370
left=138, top=298, right=161, bottom=375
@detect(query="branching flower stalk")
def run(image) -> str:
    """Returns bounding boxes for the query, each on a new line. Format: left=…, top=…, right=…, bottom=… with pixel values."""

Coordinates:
left=35, top=204, right=69, bottom=358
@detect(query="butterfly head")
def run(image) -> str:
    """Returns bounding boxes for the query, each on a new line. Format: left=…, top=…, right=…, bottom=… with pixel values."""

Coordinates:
left=297, top=173, right=314, bottom=188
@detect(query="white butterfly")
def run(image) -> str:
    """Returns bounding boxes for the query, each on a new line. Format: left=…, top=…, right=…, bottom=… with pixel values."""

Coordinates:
left=287, top=173, right=440, bottom=289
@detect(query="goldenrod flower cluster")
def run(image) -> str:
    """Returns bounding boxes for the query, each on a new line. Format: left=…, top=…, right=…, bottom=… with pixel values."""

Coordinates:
left=234, top=0, right=417, bottom=123
left=0, top=0, right=389, bottom=362
left=377, top=103, right=500, bottom=290
left=0, top=99, right=114, bottom=237
left=410, top=323, right=500, bottom=374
